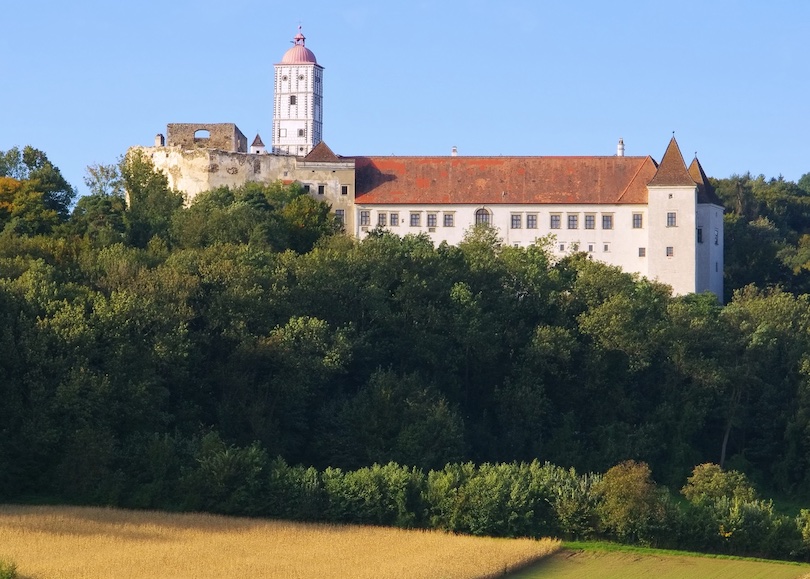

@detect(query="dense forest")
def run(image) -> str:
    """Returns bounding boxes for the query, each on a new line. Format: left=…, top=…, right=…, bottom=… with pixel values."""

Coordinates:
left=3, top=146, right=810, bottom=556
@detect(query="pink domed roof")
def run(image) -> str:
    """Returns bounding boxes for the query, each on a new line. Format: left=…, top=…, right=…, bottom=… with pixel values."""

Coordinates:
left=280, top=28, right=317, bottom=64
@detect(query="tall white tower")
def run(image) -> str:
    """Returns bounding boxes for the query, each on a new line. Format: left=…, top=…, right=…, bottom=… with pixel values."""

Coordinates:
left=273, top=27, right=323, bottom=156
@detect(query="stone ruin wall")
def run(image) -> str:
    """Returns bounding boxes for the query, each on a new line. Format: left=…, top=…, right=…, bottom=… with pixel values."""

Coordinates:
left=166, top=123, right=248, bottom=153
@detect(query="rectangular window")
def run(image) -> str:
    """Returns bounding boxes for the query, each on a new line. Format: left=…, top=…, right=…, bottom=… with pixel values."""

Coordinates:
left=588, top=244, right=594, bottom=253
left=511, top=214, right=522, bottom=229
left=602, top=214, right=613, bottom=230
left=550, top=214, right=561, bottom=229
left=303, top=184, right=310, bottom=192
left=603, top=243, right=610, bottom=252
left=714, top=229, right=719, bottom=245
left=359, top=210, right=370, bottom=226
left=666, top=246, right=674, bottom=257
left=390, top=213, right=399, bottom=226
left=290, top=95, right=297, bottom=105
left=667, top=212, right=677, bottom=227
left=427, top=213, right=437, bottom=227
left=317, top=184, right=325, bottom=195
left=410, top=213, right=421, bottom=227
left=279, top=128, right=287, bottom=137
left=567, top=214, right=578, bottom=229
left=584, top=214, right=595, bottom=229
left=298, top=129, right=305, bottom=137
left=697, top=228, right=703, bottom=243
left=633, top=213, right=643, bottom=228
left=378, top=213, right=387, bottom=227
left=341, top=185, right=348, bottom=195
left=444, top=213, right=454, bottom=227
left=335, top=209, right=345, bottom=225
left=526, top=214, right=538, bottom=229
left=559, top=243, right=565, bottom=252
left=639, top=247, right=646, bottom=257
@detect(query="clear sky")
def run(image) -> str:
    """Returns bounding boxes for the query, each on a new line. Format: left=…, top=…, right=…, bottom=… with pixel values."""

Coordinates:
left=2, top=0, right=808, bottom=197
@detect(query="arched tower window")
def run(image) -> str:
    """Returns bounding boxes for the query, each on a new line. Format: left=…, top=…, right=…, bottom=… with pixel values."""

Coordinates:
left=475, top=208, right=491, bottom=225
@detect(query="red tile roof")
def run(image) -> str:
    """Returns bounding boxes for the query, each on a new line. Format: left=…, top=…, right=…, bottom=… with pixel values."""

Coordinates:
left=354, top=156, right=659, bottom=205
left=304, top=141, right=342, bottom=163
left=689, top=157, right=724, bottom=206
left=648, top=137, right=695, bottom=187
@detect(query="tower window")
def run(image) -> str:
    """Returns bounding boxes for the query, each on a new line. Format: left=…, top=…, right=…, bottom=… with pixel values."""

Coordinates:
left=290, top=95, right=297, bottom=105
left=633, top=213, right=643, bottom=228
left=666, top=246, right=674, bottom=257
left=667, top=212, right=677, bottom=227
left=341, top=185, right=348, bottom=195
left=298, top=129, right=305, bottom=137
left=317, top=185, right=325, bottom=195
left=697, top=228, right=703, bottom=243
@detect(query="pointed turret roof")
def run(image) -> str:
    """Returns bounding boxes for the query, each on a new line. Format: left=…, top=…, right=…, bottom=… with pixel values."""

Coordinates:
left=648, top=137, right=695, bottom=187
left=303, top=141, right=341, bottom=162
left=251, top=133, right=265, bottom=147
left=689, top=157, right=723, bottom=206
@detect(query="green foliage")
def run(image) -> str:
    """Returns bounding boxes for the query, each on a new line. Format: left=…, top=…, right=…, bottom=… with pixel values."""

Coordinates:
left=682, top=463, right=757, bottom=504
left=0, top=560, right=17, bottom=579
left=594, top=461, right=669, bottom=545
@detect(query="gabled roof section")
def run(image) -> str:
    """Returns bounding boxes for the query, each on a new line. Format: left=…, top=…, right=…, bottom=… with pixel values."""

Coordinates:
left=304, top=141, right=341, bottom=162
left=689, top=157, right=724, bottom=206
left=354, top=156, right=658, bottom=205
left=648, top=137, right=695, bottom=187
left=251, top=134, right=265, bottom=147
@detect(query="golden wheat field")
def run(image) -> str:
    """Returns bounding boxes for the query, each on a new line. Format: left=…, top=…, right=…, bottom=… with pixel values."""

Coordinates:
left=0, top=505, right=560, bottom=579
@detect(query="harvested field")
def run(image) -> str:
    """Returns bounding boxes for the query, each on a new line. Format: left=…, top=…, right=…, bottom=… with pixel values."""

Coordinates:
left=510, top=548, right=810, bottom=579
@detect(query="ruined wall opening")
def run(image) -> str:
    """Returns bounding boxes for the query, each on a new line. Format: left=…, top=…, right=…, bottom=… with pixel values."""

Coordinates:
left=194, top=129, right=211, bottom=145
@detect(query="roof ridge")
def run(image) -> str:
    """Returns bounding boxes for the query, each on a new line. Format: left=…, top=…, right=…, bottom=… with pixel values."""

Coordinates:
left=616, top=156, right=655, bottom=202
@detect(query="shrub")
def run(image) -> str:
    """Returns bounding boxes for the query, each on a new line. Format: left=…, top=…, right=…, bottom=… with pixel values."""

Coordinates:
left=681, top=463, right=757, bottom=504
left=594, top=460, right=669, bottom=544
left=0, top=560, right=17, bottom=579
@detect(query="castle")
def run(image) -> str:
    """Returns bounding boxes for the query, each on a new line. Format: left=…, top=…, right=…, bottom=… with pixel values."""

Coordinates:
left=133, top=28, right=724, bottom=299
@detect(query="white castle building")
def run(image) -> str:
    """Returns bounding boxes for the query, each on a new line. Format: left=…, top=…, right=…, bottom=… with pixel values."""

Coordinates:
left=133, top=29, right=724, bottom=299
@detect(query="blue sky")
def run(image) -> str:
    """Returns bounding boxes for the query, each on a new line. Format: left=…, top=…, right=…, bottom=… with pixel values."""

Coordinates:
left=2, top=0, right=808, bottom=197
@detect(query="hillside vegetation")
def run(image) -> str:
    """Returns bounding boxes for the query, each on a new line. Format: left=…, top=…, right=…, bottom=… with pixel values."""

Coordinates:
left=4, top=148, right=810, bottom=558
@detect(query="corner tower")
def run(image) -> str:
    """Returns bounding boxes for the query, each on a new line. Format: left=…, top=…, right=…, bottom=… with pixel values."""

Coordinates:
left=273, top=27, right=323, bottom=156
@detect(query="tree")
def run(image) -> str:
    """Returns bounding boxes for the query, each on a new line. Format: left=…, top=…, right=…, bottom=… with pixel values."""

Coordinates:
left=121, top=150, right=184, bottom=247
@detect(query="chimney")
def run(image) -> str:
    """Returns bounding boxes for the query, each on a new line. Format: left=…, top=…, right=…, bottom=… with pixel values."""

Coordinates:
left=617, top=138, right=625, bottom=157
left=451, top=146, right=458, bottom=157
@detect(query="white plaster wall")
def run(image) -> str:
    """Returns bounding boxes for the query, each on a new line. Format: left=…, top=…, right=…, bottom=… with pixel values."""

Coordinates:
left=273, top=63, right=322, bottom=155
left=696, top=203, right=724, bottom=299
left=354, top=203, right=652, bottom=279
left=647, top=186, right=698, bottom=296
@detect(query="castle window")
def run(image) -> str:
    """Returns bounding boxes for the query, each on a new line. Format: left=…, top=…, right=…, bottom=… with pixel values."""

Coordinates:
left=341, top=185, right=349, bottom=195
left=584, top=214, right=595, bottom=229
left=335, top=209, right=345, bottom=225
left=410, top=213, right=421, bottom=227
left=633, top=213, right=643, bottom=228
left=603, top=243, right=610, bottom=252
left=444, top=213, right=454, bottom=227
left=550, top=214, right=561, bottom=229
left=567, top=214, right=578, bottom=229
left=378, top=213, right=387, bottom=227
left=298, top=129, right=305, bottom=137
left=602, top=215, right=613, bottom=230
left=559, top=243, right=565, bottom=252
left=639, top=247, right=646, bottom=257
left=666, top=246, right=674, bottom=257
left=303, top=184, right=310, bottom=192
left=475, top=208, right=491, bottom=225
left=290, top=95, right=297, bottom=105
left=667, top=212, right=677, bottom=227
left=511, top=214, right=522, bottom=229
left=526, top=214, right=537, bottom=229
left=390, top=213, right=399, bottom=226
left=194, top=129, right=210, bottom=141
left=360, top=210, right=370, bottom=226
left=697, top=228, right=703, bottom=243
left=427, top=213, right=437, bottom=227
left=317, top=185, right=325, bottom=195
left=714, top=229, right=719, bottom=245
left=588, top=244, right=594, bottom=253
left=279, top=128, right=287, bottom=137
